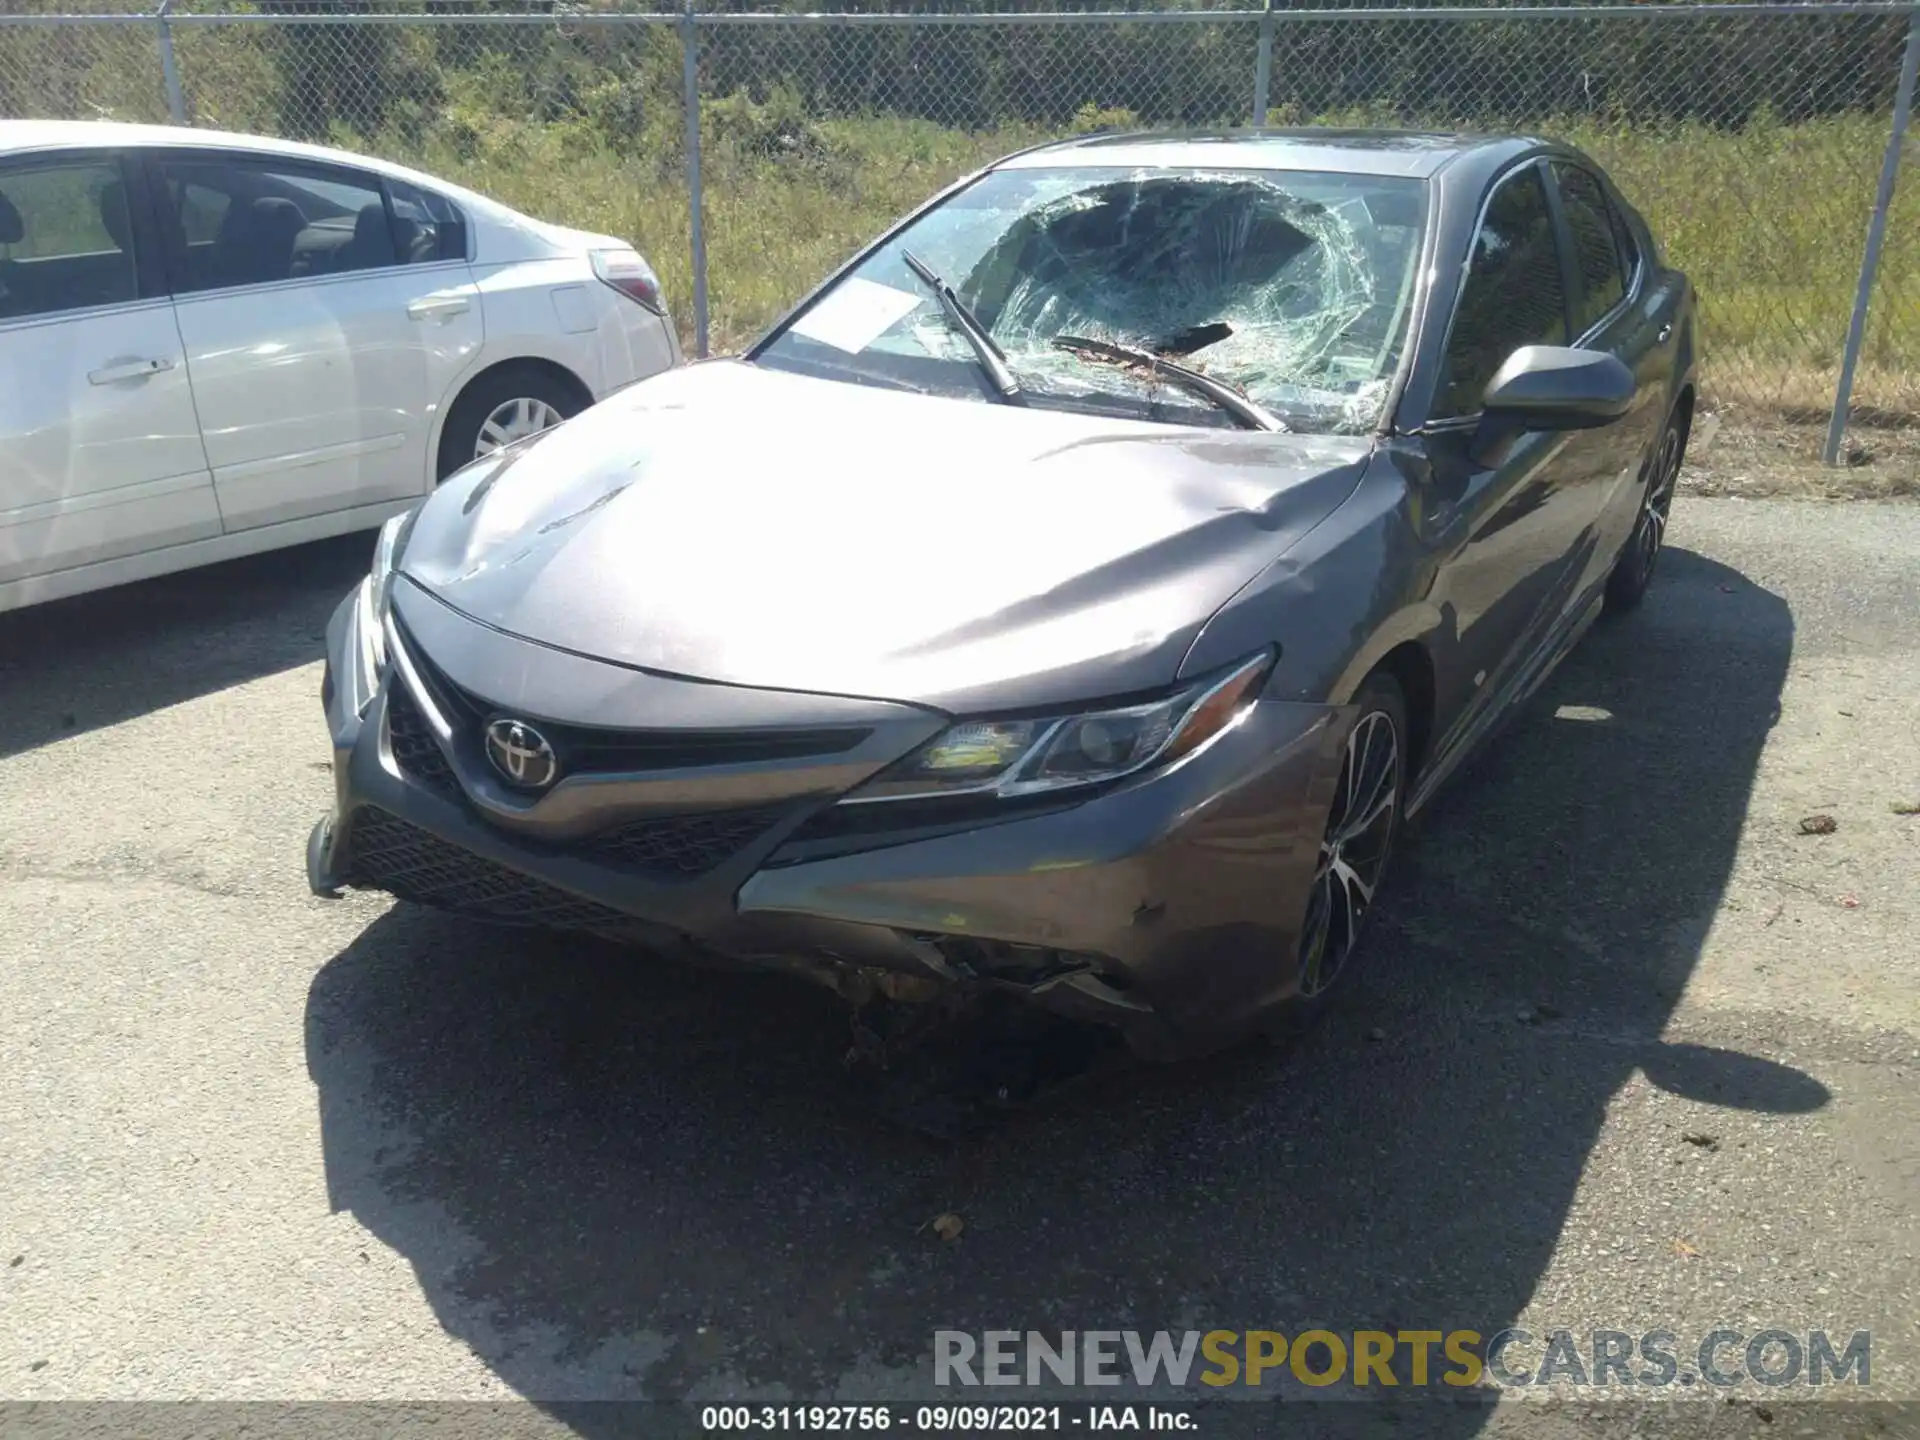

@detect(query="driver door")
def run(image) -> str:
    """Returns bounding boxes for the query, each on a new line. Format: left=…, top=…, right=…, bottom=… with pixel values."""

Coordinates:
left=1419, top=161, right=1612, bottom=753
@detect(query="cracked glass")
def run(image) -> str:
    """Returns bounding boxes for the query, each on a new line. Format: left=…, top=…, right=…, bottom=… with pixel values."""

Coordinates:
left=755, top=165, right=1430, bottom=436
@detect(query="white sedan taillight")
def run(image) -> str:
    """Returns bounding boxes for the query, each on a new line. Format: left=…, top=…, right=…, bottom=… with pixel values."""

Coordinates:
left=590, top=247, right=665, bottom=315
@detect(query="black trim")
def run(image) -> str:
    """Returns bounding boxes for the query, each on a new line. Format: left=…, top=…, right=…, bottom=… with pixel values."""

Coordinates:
left=376, top=182, right=405, bottom=269
left=770, top=788, right=1096, bottom=867
left=391, top=612, right=875, bottom=777
left=1369, top=169, right=1448, bottom=440
left=382, top=173, right=473, bottom=266
left=1539, top=159, right=1583, bottom=344
left=119, top=153, right=172, bottom=303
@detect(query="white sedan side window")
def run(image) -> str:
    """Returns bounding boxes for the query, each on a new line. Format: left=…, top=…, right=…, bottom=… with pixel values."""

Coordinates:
left=0, top=161, right=139, bottom=321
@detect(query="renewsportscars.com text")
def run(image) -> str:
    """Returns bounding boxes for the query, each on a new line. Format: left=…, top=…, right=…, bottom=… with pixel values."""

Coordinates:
left=933, top=1328, right=1871, bottom=1390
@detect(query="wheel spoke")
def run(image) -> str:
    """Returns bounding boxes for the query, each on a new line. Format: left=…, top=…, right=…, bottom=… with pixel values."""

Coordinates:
left=1297, top=703, right=1400, bottom=999
left=1332, top=855, right=1375, bottom=910
left=1343, top=745, right=1398, bottom=844
left=1298, top=877, right=1332, bottom=995
left=1334, top=723, right=1363, bottom=829
left=1337, top=714, right=1381, bottom=829
left=477, top=396, right=570, bottom=461
left=1327, top=864, right=1359, bottom=979
left=1629, top=424, right=1682, bottom=581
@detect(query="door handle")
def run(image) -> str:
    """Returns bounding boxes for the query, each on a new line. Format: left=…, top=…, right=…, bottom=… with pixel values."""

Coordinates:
left=407, top=295, right=471, bottom=321
left=1657, top=323, right=1673, bottom=343
left=87, top=357, right=174, bottom=385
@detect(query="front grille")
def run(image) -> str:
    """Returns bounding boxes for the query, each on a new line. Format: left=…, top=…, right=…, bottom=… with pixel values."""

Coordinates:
left=395, top=621, right=872, bottom=774
left=384, top=677, right=788, bottom=875
left=384, top=681, right=461, bottom=801
left=344, top=806, right=661, bottom=942
left=577, top=804, right=791, bottom=876
left=379, top=625, right=811, bottom=875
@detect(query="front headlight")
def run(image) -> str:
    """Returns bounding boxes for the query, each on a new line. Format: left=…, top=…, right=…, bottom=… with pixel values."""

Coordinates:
left=354, top=511, right=413, bottom=706
left=847, top=649, right=1276, bottom=804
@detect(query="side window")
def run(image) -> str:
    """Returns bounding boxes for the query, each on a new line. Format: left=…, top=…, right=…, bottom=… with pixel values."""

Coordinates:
left=1606, top=193, right=1642, bottom=283
left=171, top=180, right=231, bottom=246
left=0, top=160, right=140, bottom=322
left=154, top=155, right=396, bottom=294
left=387, top=178, right=468, bottom=264
left=1553, top=163, right=1627, bottom=335
left=1435, top=165, right=1568, bottom=418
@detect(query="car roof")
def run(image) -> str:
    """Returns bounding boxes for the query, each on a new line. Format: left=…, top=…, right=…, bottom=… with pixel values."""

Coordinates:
left=995, top=127, right=1536, bottom=180
left=0, top=118, right=518, bottom=215
left=3, top=119, right=387, bottom=168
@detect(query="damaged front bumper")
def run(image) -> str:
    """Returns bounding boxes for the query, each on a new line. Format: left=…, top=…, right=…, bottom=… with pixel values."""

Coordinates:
left=308, top=582, right=1350, bottom=1054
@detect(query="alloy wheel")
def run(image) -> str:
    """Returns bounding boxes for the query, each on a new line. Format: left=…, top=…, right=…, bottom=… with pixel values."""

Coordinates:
left=475, top=396, right=566, bottom=458
left=1297, top=709, right=1402, bottom=999
left=1632, top=423, right=1683, bottom=585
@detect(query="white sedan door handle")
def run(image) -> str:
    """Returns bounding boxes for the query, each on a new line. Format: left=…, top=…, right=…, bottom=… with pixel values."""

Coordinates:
left=407, top=295, right=471, bottom=321
left=88, top=357, right=175, bottom=385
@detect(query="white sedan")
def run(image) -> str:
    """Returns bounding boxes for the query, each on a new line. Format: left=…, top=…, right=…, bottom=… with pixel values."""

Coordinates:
left=0, top=119, right=681, bottom=615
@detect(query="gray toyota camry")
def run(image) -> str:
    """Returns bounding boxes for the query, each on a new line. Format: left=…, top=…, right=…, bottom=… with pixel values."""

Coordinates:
left=307, top=128, right=1696, bottom=1061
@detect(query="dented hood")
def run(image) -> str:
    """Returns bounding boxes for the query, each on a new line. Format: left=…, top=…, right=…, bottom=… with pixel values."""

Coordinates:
left=399, top=360, right=1370, bottom=713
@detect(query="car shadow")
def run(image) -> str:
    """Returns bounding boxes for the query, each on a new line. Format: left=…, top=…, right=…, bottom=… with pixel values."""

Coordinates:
left=303, top=543, right=1810, bottom=1434
left=0, top=533, right=374, bottom=761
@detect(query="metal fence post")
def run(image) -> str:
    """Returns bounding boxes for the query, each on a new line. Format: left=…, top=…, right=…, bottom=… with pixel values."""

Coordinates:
left=1252, top=0, right=1275, bottom=126
left=681, top=0, right=711, bottom=359
left=1824, top=2, right=1919, bottom=466
left=156, top=0, right=189, bottom=125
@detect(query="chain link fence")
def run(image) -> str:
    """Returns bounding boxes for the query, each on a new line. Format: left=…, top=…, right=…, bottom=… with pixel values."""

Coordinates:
left=3, top=1, right=1916, bottom=465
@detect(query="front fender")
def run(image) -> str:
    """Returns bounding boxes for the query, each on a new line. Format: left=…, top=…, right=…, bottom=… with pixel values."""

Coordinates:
left=1327, top=600, right=1446, bottom=707
left=1181, top=446, right=1435, bottom=708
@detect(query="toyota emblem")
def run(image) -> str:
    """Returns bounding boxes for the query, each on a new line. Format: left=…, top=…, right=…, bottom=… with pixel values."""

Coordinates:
left=484, top=717, right=560, bottom=791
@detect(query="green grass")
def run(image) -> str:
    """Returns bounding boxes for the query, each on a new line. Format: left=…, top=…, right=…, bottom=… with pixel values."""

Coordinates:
left=1563, top=110, right=1919, bottom=419
left=370, top=108, right=1060, bottom=355
left=7, top=20, right=1914, bottom=421
left=349, top=100, right=1917, bottom=421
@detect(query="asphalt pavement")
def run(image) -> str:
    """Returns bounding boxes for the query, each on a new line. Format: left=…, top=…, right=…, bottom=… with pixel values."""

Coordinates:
left=1, top=498, right=1917, bottom=1437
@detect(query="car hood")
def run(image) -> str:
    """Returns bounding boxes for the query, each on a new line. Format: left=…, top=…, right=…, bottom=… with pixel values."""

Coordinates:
left=400, top=360, right=1371, bottom=714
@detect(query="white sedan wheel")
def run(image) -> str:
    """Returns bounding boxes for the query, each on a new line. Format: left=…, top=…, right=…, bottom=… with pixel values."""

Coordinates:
left=475, top=396, right=566, bottom=458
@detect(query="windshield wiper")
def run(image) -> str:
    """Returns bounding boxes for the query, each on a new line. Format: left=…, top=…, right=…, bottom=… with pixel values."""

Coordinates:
left=1051, top=335, right=1287, bottom=433
left=900, top=249, right=1021, bottom=400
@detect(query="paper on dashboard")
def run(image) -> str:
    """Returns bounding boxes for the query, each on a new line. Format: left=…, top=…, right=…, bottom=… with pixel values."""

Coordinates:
left=788, top=277, right=925, bottom=354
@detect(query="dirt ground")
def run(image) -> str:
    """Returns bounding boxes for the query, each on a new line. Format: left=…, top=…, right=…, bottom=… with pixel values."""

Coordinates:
left=1683, top=410, right=1920, bottom=501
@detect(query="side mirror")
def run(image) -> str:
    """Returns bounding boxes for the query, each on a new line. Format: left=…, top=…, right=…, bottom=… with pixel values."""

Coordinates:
left=1482, top=345, right=1636, bottom=429
left=1467, top=345, right=1635, bottom=467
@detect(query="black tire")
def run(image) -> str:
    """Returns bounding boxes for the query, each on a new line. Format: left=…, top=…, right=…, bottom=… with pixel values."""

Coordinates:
left=1605, top=405, right=1689, bottom=614
left=1268, top=669, right=1410, bottom=1037
left=435, top=364, right=586, bottom=482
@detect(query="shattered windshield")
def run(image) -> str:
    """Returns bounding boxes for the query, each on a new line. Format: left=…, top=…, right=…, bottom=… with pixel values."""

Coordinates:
left=752, top=165, right=1429, bottom=435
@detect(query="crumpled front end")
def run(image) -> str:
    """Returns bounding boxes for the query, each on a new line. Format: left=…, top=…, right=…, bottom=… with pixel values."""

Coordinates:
left=310, top=575, right=1350, bottom=1055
